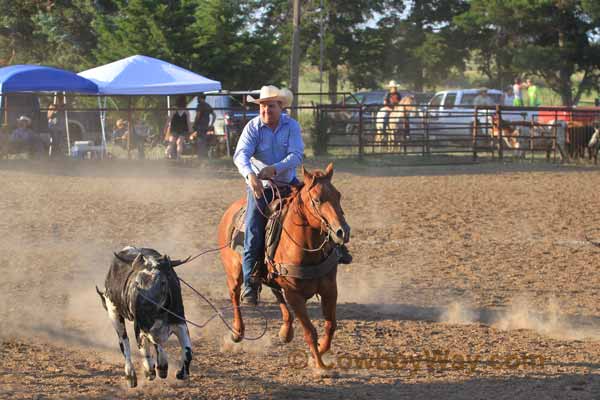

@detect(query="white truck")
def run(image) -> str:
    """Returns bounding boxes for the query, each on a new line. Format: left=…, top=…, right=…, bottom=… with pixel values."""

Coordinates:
left=425, top=89, right=536, bottom=140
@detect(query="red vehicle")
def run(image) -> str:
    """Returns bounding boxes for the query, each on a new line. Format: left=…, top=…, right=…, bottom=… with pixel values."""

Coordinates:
left=538, top=106, right=600, bottom=125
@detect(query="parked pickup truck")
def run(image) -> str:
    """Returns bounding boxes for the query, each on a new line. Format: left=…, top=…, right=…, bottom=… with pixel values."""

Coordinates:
left=425, top=89, right=536, bottom=139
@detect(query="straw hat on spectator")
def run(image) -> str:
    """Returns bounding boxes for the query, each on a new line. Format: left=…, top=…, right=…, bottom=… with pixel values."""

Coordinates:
left=116, top=119, right=128, bottom=128
left=17, top=115, right=32, bottom=125
left=247, top=85, right=293, bottom=108
left=387, top=80, right=399, bottom=88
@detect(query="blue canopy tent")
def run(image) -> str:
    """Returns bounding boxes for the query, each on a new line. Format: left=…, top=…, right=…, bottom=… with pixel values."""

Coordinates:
left=78, top=55, right=220, bottom=95
left=79, top=55, right=222, bottom=156
left=0, top=64, right=99, bottom=156
left=0, top=65, right=98, bottom=94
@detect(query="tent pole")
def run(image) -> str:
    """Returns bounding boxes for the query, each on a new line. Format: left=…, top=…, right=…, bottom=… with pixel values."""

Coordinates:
left=127, top=96, right=132, bottom=159
left=2, top=95, right=8, bottom=130
left=98, top=96, right=107, bottom=159
left=64, top=92, right=71, bottom=156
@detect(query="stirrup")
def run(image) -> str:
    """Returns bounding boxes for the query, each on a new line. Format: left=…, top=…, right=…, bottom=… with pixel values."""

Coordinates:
left=241, top=284, right=260, bottom=306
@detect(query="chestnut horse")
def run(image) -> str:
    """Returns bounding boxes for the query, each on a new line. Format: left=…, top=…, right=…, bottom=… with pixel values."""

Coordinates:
left=217, top=163, right=350, bottom=370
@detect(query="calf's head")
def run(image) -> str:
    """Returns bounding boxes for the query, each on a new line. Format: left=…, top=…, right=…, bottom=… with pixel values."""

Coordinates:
left=127, top=253, right=188, bottom=343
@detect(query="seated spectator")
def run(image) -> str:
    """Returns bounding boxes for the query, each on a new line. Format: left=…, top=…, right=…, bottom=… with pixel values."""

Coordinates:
left=112, top=119, right=129, bottom=143
left=112, top=118, right=145, bottom=159
left=473, top=89, right=495, bottom=107
left=190, top=93, right=215, bottom=159
left=10, top=115, right=45, bottom=156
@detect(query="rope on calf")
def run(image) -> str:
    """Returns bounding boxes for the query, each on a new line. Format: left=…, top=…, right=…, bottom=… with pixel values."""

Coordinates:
left=135, top=281, right=268, bottom=341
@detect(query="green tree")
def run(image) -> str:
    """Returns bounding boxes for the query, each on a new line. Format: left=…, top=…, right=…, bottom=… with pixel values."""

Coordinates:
left=391, top=0, right=469, bottom=91
left=301, top=0, right=405, bottom=101
left=189, top=0, right=285, bottom=89
left=94, top=0, right=195, bottom=69
left=0, top=0, right=98, bottom=69
left=455, top=0, right=600, bottom=106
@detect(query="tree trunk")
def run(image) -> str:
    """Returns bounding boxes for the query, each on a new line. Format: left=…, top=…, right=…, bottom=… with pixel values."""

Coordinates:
left=413, top=67, right=424, bottom=92
left=328, top=67, right=338, bottom=104
left=289, top=0, right=301, bottom=118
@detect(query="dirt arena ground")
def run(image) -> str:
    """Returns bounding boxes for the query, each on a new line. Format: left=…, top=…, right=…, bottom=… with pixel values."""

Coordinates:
left=1, top=158, right=600, bottom=399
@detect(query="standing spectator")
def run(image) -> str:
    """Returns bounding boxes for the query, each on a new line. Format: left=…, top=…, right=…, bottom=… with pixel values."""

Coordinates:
left=47, top=101, right=66, bottom=156
left=512, top=78, right=524, bottom=106
left=526, top=78, right=541, bottom=107
left=190, top=93, right=215, bottom=159
left=503, top=86, right=515, bottom=106
left=165, top=95, right=191, bottom=159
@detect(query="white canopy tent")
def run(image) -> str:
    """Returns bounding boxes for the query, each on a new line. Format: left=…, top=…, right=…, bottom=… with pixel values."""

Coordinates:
left=78, top=55, right=222, bottom=156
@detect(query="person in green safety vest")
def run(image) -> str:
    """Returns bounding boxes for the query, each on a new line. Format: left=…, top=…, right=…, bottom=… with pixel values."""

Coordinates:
left=526, top=78, right=541, bottom=107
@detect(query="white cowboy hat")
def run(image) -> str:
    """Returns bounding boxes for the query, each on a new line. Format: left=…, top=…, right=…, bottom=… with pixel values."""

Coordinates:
left=17, top=115, right=32, bottom=123
left=387, top=80, right=399, bottom=88
left=247, top=85, right=293, bottom=108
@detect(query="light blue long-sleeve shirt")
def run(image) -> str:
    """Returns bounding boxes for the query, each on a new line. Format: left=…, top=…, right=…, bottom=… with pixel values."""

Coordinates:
left=233, top=113, right=304, bottom=186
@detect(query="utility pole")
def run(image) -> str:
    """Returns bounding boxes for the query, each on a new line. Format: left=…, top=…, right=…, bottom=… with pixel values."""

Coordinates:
left=290, top=0, right=301, bottom=119
left=319, top=0, right=325, bottom=105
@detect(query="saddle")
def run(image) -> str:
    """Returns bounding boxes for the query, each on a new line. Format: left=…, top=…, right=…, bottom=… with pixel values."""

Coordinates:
left=227, top=187, right=296, bottom=284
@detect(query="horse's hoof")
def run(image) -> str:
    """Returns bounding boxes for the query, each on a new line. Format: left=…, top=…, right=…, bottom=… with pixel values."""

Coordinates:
left=126, top=373, right=138, bottom=388
left=278, top=325, right=294, bottom=343
left=231, top=333, right=243, bottom=343
left=157, top=365, right=168, bottom=379
left=176, top=368, right=188, bottom=380
left=145, top=368, right=156, bottom=381
left=312, top=367, right=339, bottom=379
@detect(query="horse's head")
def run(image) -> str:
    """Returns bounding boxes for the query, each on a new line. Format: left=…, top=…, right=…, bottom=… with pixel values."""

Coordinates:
left=300, top=163, right=350, bottom=245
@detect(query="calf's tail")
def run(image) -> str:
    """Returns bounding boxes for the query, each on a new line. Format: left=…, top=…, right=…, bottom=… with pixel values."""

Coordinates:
left=96, top=286, right=107, bottom=311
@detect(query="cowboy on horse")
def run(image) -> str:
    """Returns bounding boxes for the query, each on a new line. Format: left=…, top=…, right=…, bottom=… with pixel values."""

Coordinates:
left=232, top=85, right=351, bottom=306
left=382, top=80, right=402, bottom=132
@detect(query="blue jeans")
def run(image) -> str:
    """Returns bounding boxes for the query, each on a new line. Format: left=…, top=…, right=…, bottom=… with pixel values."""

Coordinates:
left=242, top=180, right=297, bottom=292
left=242, top=187, right=274, bottom=292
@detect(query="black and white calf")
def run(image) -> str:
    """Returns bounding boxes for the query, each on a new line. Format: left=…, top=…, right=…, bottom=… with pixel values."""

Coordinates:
left=96, top=246, right=192, bottom=388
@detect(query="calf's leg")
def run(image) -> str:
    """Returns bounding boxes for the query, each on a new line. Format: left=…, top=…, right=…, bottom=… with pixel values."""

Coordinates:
left=172, top=323, right=193, bottom=379
left=155, top=344, right=169, bottom=379
left=140, top=336, right=156, bottom=381
left=105, top=297, right=137, bottom=388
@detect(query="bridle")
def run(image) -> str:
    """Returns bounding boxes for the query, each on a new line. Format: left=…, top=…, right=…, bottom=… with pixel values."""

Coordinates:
left=260, top=180, right=337, bottom=253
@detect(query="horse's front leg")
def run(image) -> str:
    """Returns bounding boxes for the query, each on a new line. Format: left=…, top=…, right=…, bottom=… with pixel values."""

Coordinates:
left=285, top=290, right=326, bottom=369
left=272, top=288, right=294, bottom=343
left=227, top=274, right=245, bottom=342
left=317, top=274, right=338, bottom=355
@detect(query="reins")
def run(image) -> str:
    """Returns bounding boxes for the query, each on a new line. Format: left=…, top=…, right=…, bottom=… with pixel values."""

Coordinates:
left=257, top=180, right=331, bottom=253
